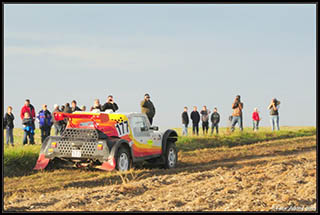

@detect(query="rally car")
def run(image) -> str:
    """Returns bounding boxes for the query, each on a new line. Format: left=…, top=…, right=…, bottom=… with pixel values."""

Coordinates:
left=34, top=111, right=178, bottom=171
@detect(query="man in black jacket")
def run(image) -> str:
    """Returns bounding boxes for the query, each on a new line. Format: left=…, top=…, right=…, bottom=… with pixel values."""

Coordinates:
left=4, top=106, right=15, bottom=146
left=140, top=93, right=156, bottom=125
left=102, top=95, right=119, bottom=112
left=181, top=106, right=189, bottom=136
left=211, top=107, right=220, bottom=135
left=71, top=100, right=81, bottom=113
left=190, top=106, right=200, bottom=136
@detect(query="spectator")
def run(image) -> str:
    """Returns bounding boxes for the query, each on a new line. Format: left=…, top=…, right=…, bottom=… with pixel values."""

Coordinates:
left=81, top=105, right=86, bottom=111
left=102, top=95, right=119, bottom=112
left=20, top=99, right=36, bottom=129
left=64, top=103, right=72, bottom=113
left=140, top=93, right=156, bottom=125
left=200, top=106, right=210, bottom=135
left=60, top=105, right=65, bottom=112
left=211, top=107, right=220, bottom=135
left=37, top=104, right=53, bottom=143
left=4, top=106, right=15, bottom=146
left=231, top=95, right=244, bottom=132
left=181, top=106, right=189, bottom=136
left=22, top=112, right=35, bottom=145
left=268, top=98, right=280, bottom=131
left=62, top=103, right=72, bottom=132
left=71, top=100, right=81, bottom=112
left=52, top=104, right=63, bottom=135
left=190, top=106, right=200, bottom=136
left=90, top=99, right=102, bottom=112
left=252, top=107, right=261, bottom=131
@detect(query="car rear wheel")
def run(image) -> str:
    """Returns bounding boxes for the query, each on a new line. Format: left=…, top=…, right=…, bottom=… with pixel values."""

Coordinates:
left=164, top=142, right=178, bottom=169
left=116, top=147, right=131, bottom=171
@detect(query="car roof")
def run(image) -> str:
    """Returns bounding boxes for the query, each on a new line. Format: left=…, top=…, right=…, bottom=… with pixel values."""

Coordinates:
left=72, top=111, right=146, bottom=117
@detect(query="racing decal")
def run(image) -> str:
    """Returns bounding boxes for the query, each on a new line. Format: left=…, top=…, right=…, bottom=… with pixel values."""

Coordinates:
left=147, top=140, right=153, bottom=146
left=115, top=120, right=129, bottom=137
left=79, top=121, right=94, bottom=127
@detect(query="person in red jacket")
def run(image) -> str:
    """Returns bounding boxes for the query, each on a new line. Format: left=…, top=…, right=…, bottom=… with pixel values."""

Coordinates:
left=20, top=99, right=36, bottom=144
left=252, top=107, right=261, bottom=131
left=20, top=99, right=36, bottom=123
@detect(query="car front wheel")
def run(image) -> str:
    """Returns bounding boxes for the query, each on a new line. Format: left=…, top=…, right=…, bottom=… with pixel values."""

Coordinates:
left=116, top=147, right=131, bottom=171
left=164, top=142, right=178, bottom=169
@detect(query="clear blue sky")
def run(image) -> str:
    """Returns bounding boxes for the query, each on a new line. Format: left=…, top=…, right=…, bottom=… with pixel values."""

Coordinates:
left=4, top=4, right=316, bottom=129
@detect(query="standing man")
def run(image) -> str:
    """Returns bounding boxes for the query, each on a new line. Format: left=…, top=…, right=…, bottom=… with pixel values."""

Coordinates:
left=181, top=106, right=189, bottom=136
left=211, top=107, right=220, bottom=135
left=71, top=100, right=81, bottom=112
left=102, top=95, right=119, bottom=112
left=141, top=93, right=156, bottom=125
left=52, top=104, right=63, bottom=135
left=20, top=99, right=36, bottom=139
left=90, top=99, right=102, bottom=111
left=20, top=99, right=36, bottom=126
left=62, top=103, right=72, bottom=132
left=200, top=105, right=210, bottom=135
left=37, top=104, right=53, bottom=143
left=231, top=95, right=244, bottom=132
left=190, top=106, right=200, bottom=136
left=268, top=98, right=280, bottom=131
left=4, top=106, right=15, bottom=146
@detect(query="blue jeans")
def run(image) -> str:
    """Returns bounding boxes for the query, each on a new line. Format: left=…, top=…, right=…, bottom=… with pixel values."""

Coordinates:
left=270, top=115, right=280, bottom=131
left=23, top=130, right=35, bottom=145
left=231, top=116, right=243, bottom=132
left=182, top=124, right=188, bottom=136
left=6, top=127, right=14, bottom=145
left=253, top=120, right=259, bottom=131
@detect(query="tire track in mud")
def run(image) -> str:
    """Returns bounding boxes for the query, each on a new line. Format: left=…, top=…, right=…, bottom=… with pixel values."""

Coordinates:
left=4, top=136, right=316, bottom=211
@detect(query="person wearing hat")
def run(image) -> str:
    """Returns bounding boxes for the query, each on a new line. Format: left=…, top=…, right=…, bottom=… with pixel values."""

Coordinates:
left=141, top=93, right=156, bottom=125
left=101, top=95, right=119, bottom=112
left=231, top=95, right=244, bottom=132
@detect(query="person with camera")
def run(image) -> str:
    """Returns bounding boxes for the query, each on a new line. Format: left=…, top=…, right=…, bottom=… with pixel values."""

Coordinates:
left=102, top=95, right=119, bottom=112
left=268, top=98, right=280, bottom=131
left=231, top=95, right=244, bottom=132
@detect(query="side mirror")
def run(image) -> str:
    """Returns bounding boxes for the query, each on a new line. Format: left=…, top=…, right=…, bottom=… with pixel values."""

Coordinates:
left=150, top=126, right=159, bottom=131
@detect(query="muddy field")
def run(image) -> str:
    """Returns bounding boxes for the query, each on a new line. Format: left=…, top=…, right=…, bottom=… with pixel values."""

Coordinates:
left=4, top=135, right=317, bottom=212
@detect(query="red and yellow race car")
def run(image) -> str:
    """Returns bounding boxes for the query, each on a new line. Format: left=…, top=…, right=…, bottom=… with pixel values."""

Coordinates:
left=34, top=111, right=178, bottom=171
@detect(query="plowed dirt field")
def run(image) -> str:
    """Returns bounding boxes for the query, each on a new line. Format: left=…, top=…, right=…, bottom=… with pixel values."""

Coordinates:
left=4, top=135, right=317, bottom=212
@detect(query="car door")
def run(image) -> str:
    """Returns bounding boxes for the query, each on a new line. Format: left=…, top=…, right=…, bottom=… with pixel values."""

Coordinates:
left=130, top=115, right=152, bottom=156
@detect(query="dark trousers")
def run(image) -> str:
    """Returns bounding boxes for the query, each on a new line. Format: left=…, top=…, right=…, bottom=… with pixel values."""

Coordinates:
left=148, top=116, right=153, bottom=125
left=192, top=123, right=199, bottom=136
left=6, top=127, right=14, bottom=145
left=23, top=130, right=34, bottom=145
left=40, top=126, right=51, bottom=143
left=211, top=123, right=219, bottom=134
left=202, top=121, right=209, bottom=134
